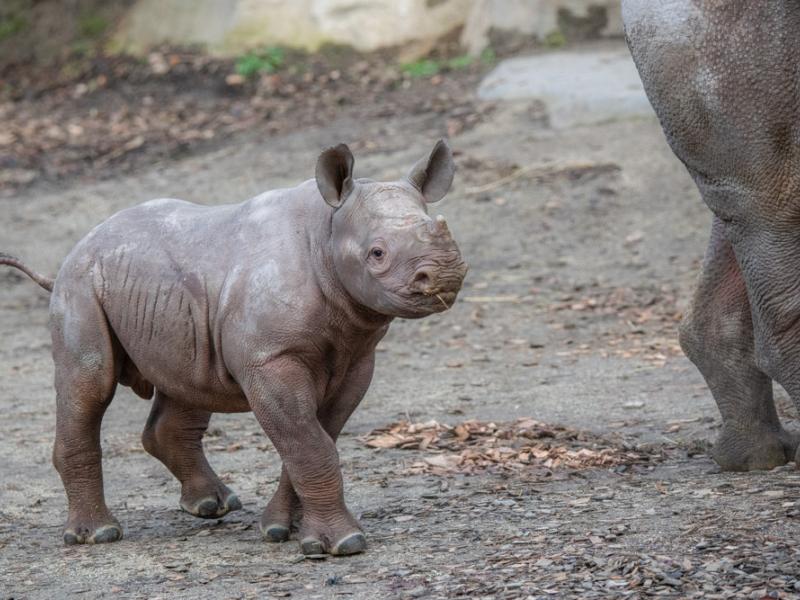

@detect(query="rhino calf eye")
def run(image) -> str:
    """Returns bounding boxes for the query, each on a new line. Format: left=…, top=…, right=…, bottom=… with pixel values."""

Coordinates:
left=370, top=248, right=384, bottom=259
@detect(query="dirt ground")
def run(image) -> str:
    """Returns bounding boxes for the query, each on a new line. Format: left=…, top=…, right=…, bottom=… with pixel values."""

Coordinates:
left=2, top=41, right=800, bottom=599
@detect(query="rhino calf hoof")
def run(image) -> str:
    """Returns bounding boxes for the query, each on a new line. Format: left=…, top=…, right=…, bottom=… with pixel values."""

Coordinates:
left=63, top=523, right=123, bottom=545
left=181, top=493, right=241, bottom=519
left=261, top=523, right=291, bottom=543
left=300, top=537, right=326, bottom=556
left=331, top=532, right=367, bottom=556
left=299, top=531, right=367, bottom=556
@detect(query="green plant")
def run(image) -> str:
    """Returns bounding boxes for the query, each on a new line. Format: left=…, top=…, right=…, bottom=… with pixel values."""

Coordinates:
left=401, top=58, right=441, bottom=78
left=480, top=47, right=496, bottom=64
left=401, top=54, right=479, bottom=78
left=0, top=14, right=26, bottom=42
left=235, top=47, right=285, bottom=78
left=446, top=54, right=474, bottom=70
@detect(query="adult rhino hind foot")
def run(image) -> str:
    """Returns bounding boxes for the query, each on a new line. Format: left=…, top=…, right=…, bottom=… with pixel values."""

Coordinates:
left=712, top=427, right=800, bottom=472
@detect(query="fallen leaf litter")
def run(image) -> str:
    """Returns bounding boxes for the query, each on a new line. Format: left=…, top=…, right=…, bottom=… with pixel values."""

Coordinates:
left=362, top=418, right=659, bottom=476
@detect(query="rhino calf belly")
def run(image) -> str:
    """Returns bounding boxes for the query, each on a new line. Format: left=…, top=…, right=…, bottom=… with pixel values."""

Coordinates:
left=98, top=251, right=247, bottom=411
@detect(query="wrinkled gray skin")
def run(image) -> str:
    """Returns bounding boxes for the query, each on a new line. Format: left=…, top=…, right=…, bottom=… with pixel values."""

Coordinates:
left=624, top=1, right=800, bottom=471
left=1, top=140, right=467, bottom=554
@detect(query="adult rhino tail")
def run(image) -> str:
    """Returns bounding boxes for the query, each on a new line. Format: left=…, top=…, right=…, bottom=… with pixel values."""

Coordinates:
left=0, top=253, right=54, bottom=292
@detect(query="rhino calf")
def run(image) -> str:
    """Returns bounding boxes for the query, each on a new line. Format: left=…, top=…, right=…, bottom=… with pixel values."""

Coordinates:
left=624, top=2, right=800, bottom=470
left=1, top=140, right=467, bottom=554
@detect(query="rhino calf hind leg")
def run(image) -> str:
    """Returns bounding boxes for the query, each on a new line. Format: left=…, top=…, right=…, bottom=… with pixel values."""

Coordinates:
left=142, top=392, right=241, bottom=518
left=679, top=218, right=799, bottom=471
left=260, top=466, right=301, bottom=542
left=51, top=290, right=123, bottom=544
left=54, top=388, right=122, bottom=544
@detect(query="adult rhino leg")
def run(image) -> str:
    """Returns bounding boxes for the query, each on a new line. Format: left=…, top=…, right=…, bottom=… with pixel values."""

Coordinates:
left=728, top=220, right=800, bottom=466
left=260, top=355, right=374, bottom=549
left=142, top=391, right=241, bottom=518
left=51, top=286, right=123, bottom=544
left=679, top=217, right=798, bottom=471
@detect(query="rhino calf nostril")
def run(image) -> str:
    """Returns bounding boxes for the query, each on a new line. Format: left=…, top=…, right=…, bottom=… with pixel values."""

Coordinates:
left=413, top=270, right=433, bottom=291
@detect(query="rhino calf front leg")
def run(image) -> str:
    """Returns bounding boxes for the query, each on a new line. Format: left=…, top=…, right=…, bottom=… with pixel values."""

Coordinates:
left=679, top=218, right=799, bottom=470
left=260, top=354, right=375, bottom=543
left=246, top=357, right=366, bottom=556
left=142, top=392, right=242, bottom=518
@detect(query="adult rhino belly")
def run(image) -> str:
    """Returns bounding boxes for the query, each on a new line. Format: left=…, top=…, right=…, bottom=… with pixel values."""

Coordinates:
left=100, top=251, right=249, bottom=412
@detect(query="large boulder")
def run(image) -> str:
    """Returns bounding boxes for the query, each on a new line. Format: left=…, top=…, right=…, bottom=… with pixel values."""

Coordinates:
left=477, top=45, right=650, bottom=129
left=113, top=0, right=624, bottom=56
left=114, top=0, right=471, bottom=55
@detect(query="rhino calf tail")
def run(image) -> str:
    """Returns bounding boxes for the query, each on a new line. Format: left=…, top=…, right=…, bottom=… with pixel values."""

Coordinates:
left=0, top=253, right=54, bottom=292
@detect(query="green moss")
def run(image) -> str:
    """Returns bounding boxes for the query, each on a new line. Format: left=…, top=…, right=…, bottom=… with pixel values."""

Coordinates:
left=544, top=30, right=566, bottom=49
left=78, top=13, right=108, bottom=39
left=447, top=54, right=474, bottom=70
left=103, top=34, right=126, bottom=55
left=480, top=47, right=496, bottom=64
left=0, top=14, right=27, bottom=42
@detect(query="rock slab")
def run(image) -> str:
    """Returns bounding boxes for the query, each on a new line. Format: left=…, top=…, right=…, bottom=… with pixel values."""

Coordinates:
left=478, top=46, right=653, bottom=128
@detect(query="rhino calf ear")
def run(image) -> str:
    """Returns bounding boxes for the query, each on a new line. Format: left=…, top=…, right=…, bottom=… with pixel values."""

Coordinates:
left=316, top=143, right=355, bottom=208
left=406, top=139, right=455, bottom=204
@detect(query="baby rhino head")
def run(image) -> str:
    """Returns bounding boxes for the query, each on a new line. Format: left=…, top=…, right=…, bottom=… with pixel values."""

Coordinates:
left=316, top=139, right=467, bottom=319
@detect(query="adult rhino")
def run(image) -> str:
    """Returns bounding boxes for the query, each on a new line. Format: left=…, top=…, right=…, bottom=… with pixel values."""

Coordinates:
left=623, top=2, right=800, bottom=470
